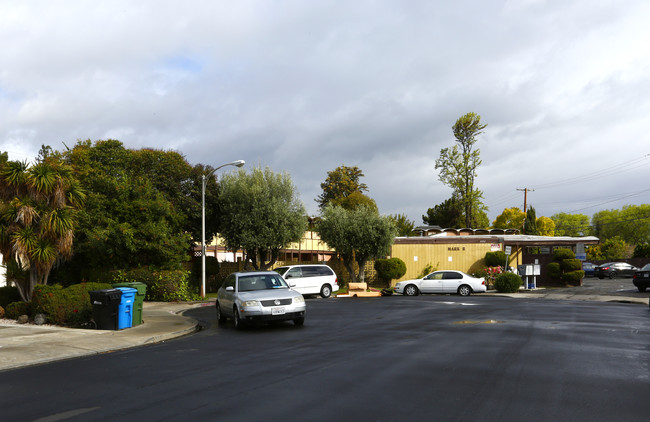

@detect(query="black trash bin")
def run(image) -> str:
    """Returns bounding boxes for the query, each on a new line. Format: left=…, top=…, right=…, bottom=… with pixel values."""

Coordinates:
left=89, top=289, right=123, bottom=330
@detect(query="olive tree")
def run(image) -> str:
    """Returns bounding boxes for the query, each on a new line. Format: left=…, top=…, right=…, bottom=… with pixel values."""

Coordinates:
left=317, top=205, right=396, bottom=284
left=218, top=166, right=306, bottom=270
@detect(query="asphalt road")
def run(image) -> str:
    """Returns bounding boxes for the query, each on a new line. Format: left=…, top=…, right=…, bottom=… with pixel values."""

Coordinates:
left=2, top=295, right=649, bottom=422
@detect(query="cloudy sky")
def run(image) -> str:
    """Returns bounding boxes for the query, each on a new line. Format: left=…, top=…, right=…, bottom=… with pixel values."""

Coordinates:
left=2, top=0, right=649, bottom=225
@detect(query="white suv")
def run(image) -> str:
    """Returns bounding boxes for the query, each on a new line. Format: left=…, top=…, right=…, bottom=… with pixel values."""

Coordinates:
left=274, top=264, right=339, bottom=298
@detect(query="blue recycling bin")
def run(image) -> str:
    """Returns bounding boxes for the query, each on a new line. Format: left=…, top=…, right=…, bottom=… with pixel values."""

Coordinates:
left=115, top=287, right=137, bottom=329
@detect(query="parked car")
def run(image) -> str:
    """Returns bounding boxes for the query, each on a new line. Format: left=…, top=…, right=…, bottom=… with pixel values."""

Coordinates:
left=394, top=270, right=486, bottom=297
left=594, top=262, right=639, bottom=279
left=582, top=262, right=596, bottom=277
left=216, top=271, right=306, bottom=329
left=632, top=264, right=650, bottom=292
left=274, top=264, right=338, bottom=298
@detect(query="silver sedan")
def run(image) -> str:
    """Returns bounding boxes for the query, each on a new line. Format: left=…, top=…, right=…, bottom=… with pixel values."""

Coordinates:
left=216, top=271, right=306, bottom=329
left=394, top=270, right=487, bottom=297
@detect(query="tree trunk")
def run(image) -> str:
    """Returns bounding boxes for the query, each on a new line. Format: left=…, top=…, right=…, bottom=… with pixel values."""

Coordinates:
left=343, top=256, right=357, bottom=284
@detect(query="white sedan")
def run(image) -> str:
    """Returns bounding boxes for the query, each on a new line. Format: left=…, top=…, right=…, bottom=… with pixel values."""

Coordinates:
left=394, top=270, right=487, bottom=297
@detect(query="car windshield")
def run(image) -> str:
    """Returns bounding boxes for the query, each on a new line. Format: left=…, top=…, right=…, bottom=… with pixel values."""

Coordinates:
left=238, top=274, right=289, bottom=292
left=273, top=267, right=289, bottom=276
left=642, top=264, right=650, bottom=271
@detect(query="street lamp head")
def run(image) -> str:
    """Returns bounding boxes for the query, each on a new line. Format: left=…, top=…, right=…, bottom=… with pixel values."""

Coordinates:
left=232, top=159, right=245, bottom=168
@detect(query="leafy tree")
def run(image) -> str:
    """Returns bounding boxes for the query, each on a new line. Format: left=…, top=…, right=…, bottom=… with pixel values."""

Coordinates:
left=536, top=216, right=555, bottom=236
left=599, top=236, right=630, bottom=260
left=492, top=207, right=525, bottom=230
left=524, top=207, right=538, bottom=235
left=551, top=212, right=591, bottom=237
left=592, top=205, right=650, bottom=244
left=388, top=213, right=415, bottom=236
left=423, top=196, right=464, bottom=228
left=317, top=165, right=368, bottom=210
left=332, top=190, right=377, bottom=212
left=317, top=205, right=396, bottom=284
left=0, top=156, right=86, bottom=301
left=435, top=112, right=488, bottom=228
left=50, top=140, right=201, bottom=282
left=374, top=257, right=407, bottom=288
left=633, top=243, right=650, bottom=258
left=218, top=166, right=306, bottom=270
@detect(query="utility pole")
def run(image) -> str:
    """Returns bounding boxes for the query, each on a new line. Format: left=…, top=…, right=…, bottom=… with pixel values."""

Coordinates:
left=517, top=188, right=534, bottom=234
left=517, top=188, right=534, bottom=212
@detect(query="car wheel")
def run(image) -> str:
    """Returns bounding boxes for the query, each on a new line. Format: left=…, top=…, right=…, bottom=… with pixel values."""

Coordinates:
left=609, top=272, right=616, bottom=279
left=216, top=303, right=227, bottom=324
left=458, top=285, right=472, bottom=296
left=320, top=284, right=332, bottom=298
left=293, top=317, right=305, bottom=326
left=637, top=286, right=647, bottom=292
left=404, top=285, right=418, bottom=296
left=233, top=307, right=246, bottom=330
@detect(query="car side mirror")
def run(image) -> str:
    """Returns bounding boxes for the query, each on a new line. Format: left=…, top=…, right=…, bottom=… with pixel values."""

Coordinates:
left=285, top=274, right=293, bottom=278
left=289, top=283, right=296, bottom=288
left=226, top=286, right=234, bottom=292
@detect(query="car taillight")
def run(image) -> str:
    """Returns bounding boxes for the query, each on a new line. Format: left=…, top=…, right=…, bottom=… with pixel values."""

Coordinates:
left=602, top=266, right=610, bottom=270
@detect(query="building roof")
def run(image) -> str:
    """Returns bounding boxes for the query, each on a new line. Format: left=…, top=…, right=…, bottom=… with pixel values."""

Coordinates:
left=394, top=234, right=599, bottom=246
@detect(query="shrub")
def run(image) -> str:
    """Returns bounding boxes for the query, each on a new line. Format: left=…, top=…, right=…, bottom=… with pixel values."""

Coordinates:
left=633, top=243, right=650, bottom=258
left=547, top=262, right=562, bottom=280
left=374, top=258, right=407, bottom=287
left=417, top=263, right=437, bottom=279
left=31, top=282, right=112, bottom=327
left=6, top=301, right=31, bottom=319
left=485, top=251, right=507, bottom=267
left=0, top=305, right=4, bottom=318
left=561, top=259, right=582, bottom=272
left=113, top=268, right=197, bottom=302
left=553, top=248, right=575, bottom=261
left=562, top=270, right=585, bottom=285
left=494, top=272, right=523, bottom=293
left=0, top=286, right=21, bottom=308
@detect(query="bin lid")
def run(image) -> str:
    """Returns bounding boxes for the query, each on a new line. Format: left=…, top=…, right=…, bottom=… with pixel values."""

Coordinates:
left=112, top=282, right=147, bottom=295
left=115, top=286, right=137, bottom=296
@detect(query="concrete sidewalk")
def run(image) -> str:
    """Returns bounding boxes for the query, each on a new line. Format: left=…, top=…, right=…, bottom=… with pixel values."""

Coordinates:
left=0, top=301, right=206, bottom=372
left=485, top=290, right=650, bottom=305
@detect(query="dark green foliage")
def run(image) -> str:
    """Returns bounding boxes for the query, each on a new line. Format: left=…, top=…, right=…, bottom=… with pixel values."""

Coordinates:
left=552, top=248, right=575, bottom=262
left=5, top=301, right=32, bottom=319
left=633, top=243, right=650, bottom=258
left=524, top=207, right=538, bottom=235
left=374, top=258, right=407, bottom=287
left=485, top=251, right=507, bottom=267
left=549, top=248, right=583, bottom=284
left=494, top=272, right=522, bottom=293
left=547, top=262, right=562, bottom=279
left=31, top=282, right=112, bottom=327
left=112, top=268, right=197, bottom=302
left=422, top=196, right=464, bottom=228
left=562, top=270, right=585, bottom=285
left=190, top=256, right=220, bottom=292
left=561, top=259, right=582, bottom=272
left=0, top=286, right=21, bottom=308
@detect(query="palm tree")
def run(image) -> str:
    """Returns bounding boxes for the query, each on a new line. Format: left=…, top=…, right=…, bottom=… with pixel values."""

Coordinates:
left=0, top=158, right=85, bottom=301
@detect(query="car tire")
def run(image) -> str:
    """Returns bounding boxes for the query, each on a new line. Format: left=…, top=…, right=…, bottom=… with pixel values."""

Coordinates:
left=216, top=303, right=227, bottom=324
left=404, top=285, right=418, bottom=296
left=293, top=317, right=305, bottom=326
left=609, top=272, right=616, bottom=279
left=320, top=284, right=332, bottom=298
left=233, top=307, right=246, bottom=330
left=458, top=285, right=472, bottom=296
left=637, top=286, right=647, bottom=292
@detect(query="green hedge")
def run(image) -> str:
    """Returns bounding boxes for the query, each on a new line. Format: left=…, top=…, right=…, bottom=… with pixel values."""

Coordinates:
left=112, top=268, right=197, bottom=302
left=494, top=272, right=523, bottom=293
left=485, top=251, right=507, bottom=267
left=562, top=270, right=585, bottom=285
left=374, top=258, right=407, bottom=287
left=5, top=301, right=31, bottom=319
left=31, top=282, right=112, bottom=327
left=552, top=248, right=575, bottom=261
left=561, top=259, right=582, bottom=272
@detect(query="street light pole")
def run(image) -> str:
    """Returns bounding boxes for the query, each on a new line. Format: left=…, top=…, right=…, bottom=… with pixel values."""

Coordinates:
left=202, top=159, right=245, bottom=298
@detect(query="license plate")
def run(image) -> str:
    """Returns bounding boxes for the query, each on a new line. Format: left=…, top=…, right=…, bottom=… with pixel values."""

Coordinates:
left=644, top=274, right=649, bottom=278
left=271, top=307, right=285, bottom=315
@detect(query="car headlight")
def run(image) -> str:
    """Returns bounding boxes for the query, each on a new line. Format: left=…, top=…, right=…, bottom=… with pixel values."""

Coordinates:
left=293, top=295, right=305, bottom=304
left=239, top=300, right=259, bottom=307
